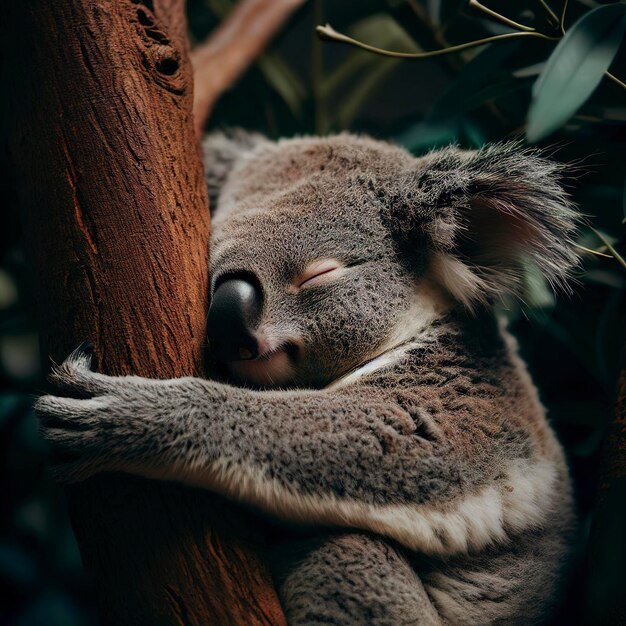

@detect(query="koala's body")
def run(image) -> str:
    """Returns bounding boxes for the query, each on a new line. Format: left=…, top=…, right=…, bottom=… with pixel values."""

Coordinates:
left=37, top=133, right=577, bottom=625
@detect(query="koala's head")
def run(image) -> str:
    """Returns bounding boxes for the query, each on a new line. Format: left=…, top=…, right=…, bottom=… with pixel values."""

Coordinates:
left=203, top=131, right=578, bottom=389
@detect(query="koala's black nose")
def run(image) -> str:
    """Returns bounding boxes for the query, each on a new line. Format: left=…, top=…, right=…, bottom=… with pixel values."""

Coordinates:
left=207, top=278, right=262, bottom=361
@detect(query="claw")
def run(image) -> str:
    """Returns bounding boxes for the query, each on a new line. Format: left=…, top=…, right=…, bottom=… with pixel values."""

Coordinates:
left=48, top=344, right=99, bottom=394
left=35, top=395, right=111, bottom=426
left=77, top=340, right=95, bottom=355
left=65, top=343, right=94, bottom=370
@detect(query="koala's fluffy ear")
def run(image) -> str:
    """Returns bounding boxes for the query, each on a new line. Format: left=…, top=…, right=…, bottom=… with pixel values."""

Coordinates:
left=394, top=142, right=580, bottom=310
left=202, top=129, right=267, bottom=210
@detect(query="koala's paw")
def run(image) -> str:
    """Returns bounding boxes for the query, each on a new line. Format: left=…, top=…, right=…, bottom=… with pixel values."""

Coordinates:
left=35, top=344, right=158, bottom=484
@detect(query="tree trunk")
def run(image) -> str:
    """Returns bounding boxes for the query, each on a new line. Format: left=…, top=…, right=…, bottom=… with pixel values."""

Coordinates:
left=2, top=1, right=286, bottom=624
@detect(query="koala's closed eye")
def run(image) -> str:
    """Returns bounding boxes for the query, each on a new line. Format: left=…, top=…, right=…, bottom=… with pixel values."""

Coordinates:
left=292, top=259, right=346, bottom=290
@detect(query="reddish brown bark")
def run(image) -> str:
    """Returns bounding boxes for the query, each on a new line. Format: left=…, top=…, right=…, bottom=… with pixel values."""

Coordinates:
left=191, top=0, right=306, bottom=136
left=2, top=1, right=285, bottom=624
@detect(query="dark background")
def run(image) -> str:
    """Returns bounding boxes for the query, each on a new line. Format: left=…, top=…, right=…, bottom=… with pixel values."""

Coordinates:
left=1, top=0, right=625, bottom=624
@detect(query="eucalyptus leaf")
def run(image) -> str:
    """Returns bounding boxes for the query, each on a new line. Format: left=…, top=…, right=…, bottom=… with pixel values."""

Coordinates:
left=427, top=0, right=442, bottom=25
left=257, top=53, right=307, bottom=119
left=439, top=0, right=467, bottom=23
left=583, top=269, right=626, bottom=289
left=322, top=14, right=419, bottom=100
left=461, top=121, right=487, bottom=148
left=570, top=428, right=606, bottom=455
left=513, top=62, right=546, bottom=78
left=395, top=121, right=461, bottom=154
left=334, top=57, right=399, bottom=129
left=527, top=3, right=626, bottom=142
left=434, top=76, right=531, bottom=121
left=428, top=41, right=521, bottom=120
left=323, top=15, right=419, bottom=129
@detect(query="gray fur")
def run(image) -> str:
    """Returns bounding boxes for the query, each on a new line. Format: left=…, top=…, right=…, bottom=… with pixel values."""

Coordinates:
left=276, top=533, right=442, bottom=626
left=36, top=132, right=577, bottom=625
left=202, top=129, right=267, bottom=210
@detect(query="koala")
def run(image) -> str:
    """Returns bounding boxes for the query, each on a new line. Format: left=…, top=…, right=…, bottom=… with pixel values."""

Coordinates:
left=36, top=132, right=578, bottom=625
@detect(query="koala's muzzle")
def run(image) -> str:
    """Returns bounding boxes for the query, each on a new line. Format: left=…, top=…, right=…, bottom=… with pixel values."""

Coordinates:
left=207, top=278, right=263, bottom=361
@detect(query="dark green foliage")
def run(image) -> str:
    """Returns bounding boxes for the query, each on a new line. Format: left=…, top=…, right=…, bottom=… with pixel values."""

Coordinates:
left=2, top=0, right=624, bottom=623
left=528, top=4, right=626, bottom=141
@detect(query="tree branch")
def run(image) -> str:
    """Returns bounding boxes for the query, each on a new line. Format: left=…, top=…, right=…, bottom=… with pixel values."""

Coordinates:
left=191, top=0, right=306, bottom=137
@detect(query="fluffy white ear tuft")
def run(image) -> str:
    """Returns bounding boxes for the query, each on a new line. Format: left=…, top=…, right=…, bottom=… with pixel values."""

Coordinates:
left=429, top=252, right=492, bottom=312
left=411, top=142, right=582, bottom=309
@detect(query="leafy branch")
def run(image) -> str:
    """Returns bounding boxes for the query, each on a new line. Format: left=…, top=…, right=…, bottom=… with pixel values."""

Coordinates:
left=316, top=1, right=625, bottom=89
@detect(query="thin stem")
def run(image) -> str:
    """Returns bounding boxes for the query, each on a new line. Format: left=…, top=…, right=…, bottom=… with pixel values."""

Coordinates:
left=592, top=228, right=626, bottom=271
left=469, top=0, right=536, bottom=32
left=316, top=24, right=558, bottom=59
left=536, top=0, right=560, bottom=26
left=404, top=0, right=460, bottom=66
left=560, top=0, right=570, bottom=34
left=606, top=71, right=626, bottom=90
left=318, top=3, right=624, bottom=97
left=573, top=243, right=613, bottom=259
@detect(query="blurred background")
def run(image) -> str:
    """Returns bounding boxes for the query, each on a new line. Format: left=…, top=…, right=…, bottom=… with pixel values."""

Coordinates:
left=1, top=0, right=625, bottom=624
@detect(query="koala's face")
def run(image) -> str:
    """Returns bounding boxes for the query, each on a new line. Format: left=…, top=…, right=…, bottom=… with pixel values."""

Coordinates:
left=207, top=138, right=429, bottom=388
left=204, top=134, right=578, bottom=389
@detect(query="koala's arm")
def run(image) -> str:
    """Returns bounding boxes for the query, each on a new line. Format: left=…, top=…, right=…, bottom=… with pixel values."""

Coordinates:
left=36, top=349, right=553, bottom=557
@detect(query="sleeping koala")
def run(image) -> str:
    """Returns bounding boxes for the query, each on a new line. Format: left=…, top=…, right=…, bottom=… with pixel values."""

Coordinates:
left=36, top=133, right=578, bottom=625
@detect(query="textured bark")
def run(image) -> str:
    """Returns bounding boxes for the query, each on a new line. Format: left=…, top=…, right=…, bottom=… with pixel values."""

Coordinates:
left=2, top=1, right=285, bottom=624
left=191, top=0, right=306, bottom=136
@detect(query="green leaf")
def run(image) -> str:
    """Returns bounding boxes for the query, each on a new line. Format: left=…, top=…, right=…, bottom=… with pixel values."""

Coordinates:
left=426, top=0, right=443, bottom=25
left=527, top=3, right=626, bottom=142
left=322, top=14, right=420, bottom=129
left=439, top=0, right=467, bottom=23
left=435, top=75, right=531, bottom=121
left=513, top=62, right=546, bottom=79
left=202, top=0, right=306, bottom=119
left=460, top=121, right=487, bottom=148
left=583, top=269, right=626, bottom=289
left=428, top=41, right=521, bottom=120
left=322, top=15, right=419, bottom=99
left=395, top=121, right=461, bottom=154
left=257, top=53, right=307, bottom=119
